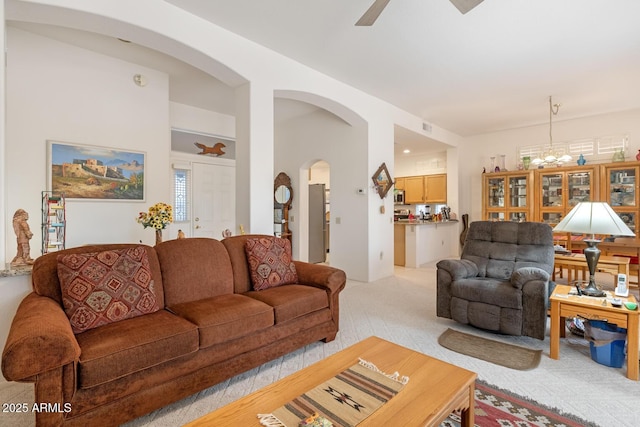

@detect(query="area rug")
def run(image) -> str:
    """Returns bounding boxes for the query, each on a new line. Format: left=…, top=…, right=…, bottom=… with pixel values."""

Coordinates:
left=438, top=328, right=542, bottom=370
left=441, top=380, right=599, bottom=427
left=258, top=358, right=409, bottom=426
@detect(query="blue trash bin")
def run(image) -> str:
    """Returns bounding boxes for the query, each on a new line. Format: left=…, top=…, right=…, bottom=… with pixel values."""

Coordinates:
left=584, top=319, right=627, bottom=368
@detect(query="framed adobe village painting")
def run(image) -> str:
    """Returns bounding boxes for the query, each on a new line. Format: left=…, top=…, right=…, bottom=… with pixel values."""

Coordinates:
left=48, top=141, right=145, bottom=201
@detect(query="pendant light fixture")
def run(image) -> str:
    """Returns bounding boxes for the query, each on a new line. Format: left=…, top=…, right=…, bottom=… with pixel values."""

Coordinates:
left=531, top=96, right=572, bottom=166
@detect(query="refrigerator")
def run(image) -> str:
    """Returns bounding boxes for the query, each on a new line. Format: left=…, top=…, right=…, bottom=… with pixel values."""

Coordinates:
left=309, top=184, right=327, bottom=263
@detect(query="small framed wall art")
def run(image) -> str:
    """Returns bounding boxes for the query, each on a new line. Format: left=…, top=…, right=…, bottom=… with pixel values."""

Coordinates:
left=372, top=162, right=393, bottom=199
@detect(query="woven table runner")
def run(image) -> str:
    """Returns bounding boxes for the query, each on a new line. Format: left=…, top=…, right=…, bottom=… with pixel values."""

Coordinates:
left=258, top=358, right=409, bottom=427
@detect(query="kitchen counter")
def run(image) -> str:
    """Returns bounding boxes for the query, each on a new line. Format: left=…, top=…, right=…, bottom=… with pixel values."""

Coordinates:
left=394, top=220, right=459, bottom=267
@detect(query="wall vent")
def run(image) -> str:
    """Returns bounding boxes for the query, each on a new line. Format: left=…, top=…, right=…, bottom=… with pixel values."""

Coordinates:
left=422, top=122, right=432, bottom=133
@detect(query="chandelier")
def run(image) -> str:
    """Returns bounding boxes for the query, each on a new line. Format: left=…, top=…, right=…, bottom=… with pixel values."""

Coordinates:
left=531, top=96, right=572, bottom=166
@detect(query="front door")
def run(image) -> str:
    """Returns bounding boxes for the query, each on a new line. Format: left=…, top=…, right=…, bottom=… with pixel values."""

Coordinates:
left=192, top=162, right=235, bottom=238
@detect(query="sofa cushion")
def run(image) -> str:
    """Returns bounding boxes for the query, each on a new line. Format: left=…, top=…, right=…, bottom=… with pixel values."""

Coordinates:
left=244, top=236, right=298, bottom=291
left=244, top=284, right=328, bottom=323
left=451, top=278, right=522, bottom=310
left=168, top=294, right=274, bottom=348
left=57, top=246, right=160, bottom=334
left=155, top=238, right=235, bottom=306
left=76, top=309, right=198, bottom=389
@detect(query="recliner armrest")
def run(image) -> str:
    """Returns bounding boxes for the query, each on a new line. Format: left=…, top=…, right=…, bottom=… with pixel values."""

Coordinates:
left=436, top=259, right=479, bottom=280
left=2, top=292, right=81, bottom=382
left=510, top=267, right=550, bottom=289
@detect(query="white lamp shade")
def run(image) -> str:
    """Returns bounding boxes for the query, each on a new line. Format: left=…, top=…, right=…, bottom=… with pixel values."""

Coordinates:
left=553, top=202, right=635, bottom=236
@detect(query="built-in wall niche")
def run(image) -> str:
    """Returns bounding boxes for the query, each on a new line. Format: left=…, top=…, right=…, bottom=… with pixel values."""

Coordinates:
left=171, top=129, right=236, bottom=159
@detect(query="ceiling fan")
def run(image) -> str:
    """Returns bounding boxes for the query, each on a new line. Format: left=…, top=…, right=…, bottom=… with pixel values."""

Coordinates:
left=356, top=0, right=484, bottom=26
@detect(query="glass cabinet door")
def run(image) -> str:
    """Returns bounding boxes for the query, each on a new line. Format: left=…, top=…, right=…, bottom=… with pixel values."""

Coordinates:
left=484, top=170, right=532, bottom=222
left=609, top=168, right=636, bottom=207
left=509, top=212, right=527, bottom=222
left=487, top=177, right=505, bottom=208
left=509, top=176, right=528, bottom=209
left=542, top=212, right=563, bottom=226
left=541, top=173, right=563, bottom=208
left=567, top=171, right=592, bottom=207
left=487, top=212, right=505, bottom=221
left=618, top=212, right=636, bottom=233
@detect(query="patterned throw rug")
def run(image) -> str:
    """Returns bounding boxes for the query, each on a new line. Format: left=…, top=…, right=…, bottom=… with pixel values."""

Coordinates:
left=441, top=380, right=598, bottom=427
left=258, top=358, right=409, bottom=427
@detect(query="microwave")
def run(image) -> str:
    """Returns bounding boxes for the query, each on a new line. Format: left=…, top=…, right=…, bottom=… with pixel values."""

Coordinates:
left=394, top=190, right=405, bottom=204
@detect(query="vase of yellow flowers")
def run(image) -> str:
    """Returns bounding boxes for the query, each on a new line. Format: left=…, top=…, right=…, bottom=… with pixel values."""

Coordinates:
left=137, top=202, right=173, bottom=245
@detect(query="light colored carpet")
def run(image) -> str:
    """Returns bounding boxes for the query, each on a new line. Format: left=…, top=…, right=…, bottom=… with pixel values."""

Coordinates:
left=1, top=265, right=639, bottom=427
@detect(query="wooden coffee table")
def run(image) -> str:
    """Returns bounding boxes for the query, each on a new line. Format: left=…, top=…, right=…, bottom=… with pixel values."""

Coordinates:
left=550, top=284, right=639, bottom=380
left=185, top=336, right=477, bottom=426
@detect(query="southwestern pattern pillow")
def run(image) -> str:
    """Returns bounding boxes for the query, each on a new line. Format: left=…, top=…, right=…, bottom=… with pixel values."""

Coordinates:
left=57, top=246, right=160, bottom=334
left=244, top=236, right=298, bottom=291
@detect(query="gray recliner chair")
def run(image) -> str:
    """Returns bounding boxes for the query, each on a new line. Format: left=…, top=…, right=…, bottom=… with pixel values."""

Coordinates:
left=436, top=221, right=554, bottom=340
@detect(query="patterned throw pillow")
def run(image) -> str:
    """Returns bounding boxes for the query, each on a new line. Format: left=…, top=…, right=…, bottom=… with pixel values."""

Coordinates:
left=57, top=246, right=160, bottom=334
left=244, top=237, right=298, bottom=291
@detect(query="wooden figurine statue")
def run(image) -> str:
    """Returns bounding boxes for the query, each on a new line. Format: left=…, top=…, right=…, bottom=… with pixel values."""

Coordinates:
left=11, top=209, right=34, bottom=267
left=177, top=229, right=186, bottom=239
left=194, top=142, right=226, bottom=156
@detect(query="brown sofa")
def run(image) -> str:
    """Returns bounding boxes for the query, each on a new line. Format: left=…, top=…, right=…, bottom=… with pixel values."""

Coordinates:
left=1, top=235, right=346, bottom=426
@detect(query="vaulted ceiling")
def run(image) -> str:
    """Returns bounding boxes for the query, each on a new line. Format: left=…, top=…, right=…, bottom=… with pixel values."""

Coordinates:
left=8, top=1, right=640, bottom=156
left=165, top=0, right=640, bottom=137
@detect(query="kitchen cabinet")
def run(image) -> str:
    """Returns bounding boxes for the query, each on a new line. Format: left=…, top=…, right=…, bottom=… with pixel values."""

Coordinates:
left=404, top=176, right=425, bottom=204
left=402, top=174, right=447, bottom=204
left=482, top=170, right=533, bottom=222
left=425, top=174, right=447, bottom=203
left=394, top=177, right=405, bottom=191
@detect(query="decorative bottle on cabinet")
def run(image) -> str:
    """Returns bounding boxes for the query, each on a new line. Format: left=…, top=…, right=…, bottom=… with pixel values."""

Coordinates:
left=612, top=149, right=625, bottom=162
left=577, top=154, right=586, bottom=165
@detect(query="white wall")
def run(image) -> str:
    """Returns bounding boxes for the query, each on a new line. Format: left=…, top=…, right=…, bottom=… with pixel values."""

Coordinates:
left=5, top=27, right=171, bottom=258
left=459, top=108, right=640, bottom=222
left=170, top=102, right=235, bottom=139
left=3, top=0, right=459, bottom=284
left=0, top=2, right=6, bottom=265
left=394, top=151, right=447, bottom=177
left=275, top=109, right=372, bottom=281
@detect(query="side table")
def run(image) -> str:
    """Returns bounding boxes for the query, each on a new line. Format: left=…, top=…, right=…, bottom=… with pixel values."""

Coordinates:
left=549, top=284, right=638, bottom=380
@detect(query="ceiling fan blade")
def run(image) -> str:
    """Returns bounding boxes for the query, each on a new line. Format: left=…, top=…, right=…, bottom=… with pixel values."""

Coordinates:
left=356, top=0, right=392, bottom=26
left=449, top=0, right=484, bottom=14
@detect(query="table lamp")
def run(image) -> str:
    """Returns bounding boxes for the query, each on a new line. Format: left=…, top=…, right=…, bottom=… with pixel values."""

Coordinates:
left=553, top=202, right=635, bottom=297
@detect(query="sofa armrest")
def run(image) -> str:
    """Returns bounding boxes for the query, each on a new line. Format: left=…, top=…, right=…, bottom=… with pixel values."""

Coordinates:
left=510, top=267, right=550, bottom=290
left=293, top=261, right=346, bottom=295
left=436, top=259, right=479, bottom=280
left=2, top=292, right=81, bottom=382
